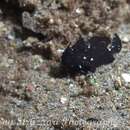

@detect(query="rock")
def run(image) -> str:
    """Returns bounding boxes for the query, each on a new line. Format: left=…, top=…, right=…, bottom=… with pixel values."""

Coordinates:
left=4, top=0, right=126, bottom=43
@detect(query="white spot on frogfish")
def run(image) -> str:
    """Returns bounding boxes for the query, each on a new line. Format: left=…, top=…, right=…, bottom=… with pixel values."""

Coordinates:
left=83, top=56, right=87, bottom=60
left=79, top=65, right=82, bottom=69
left=90, top=58, right=94, bottom=61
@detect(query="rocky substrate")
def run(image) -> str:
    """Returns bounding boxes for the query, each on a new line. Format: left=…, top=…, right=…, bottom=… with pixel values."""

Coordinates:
left=0, top=0, right=130, bottom=130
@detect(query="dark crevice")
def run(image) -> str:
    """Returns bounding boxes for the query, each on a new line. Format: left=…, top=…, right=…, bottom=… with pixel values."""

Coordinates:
left=0, top=0, right=48, bottom=41
left=13, top=25, right=48, bottom=41
left=0, top=0, right=26, bottom=24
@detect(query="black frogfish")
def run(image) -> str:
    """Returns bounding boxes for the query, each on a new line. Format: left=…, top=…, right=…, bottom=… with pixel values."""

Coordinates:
left=61, top=34, right=122, bottom=74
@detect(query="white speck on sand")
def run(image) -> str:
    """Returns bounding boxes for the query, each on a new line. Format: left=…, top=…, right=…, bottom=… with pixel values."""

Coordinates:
left=57, top=49, right=64, bottom=54
left=122, top=73, right=130, bottom=82
left=60, top=96, right=68, bottom=104
left=75, top=8, right=83, bottom=14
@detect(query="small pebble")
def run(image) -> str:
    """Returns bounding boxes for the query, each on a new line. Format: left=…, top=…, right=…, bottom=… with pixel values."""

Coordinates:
left=50, top=78, right=56, bottom=83
left=69, top=83, right=74, bottom=87
left=122, top=37, right=129, bottom=43
left=75, top=8, right=83, bottom=14
left=49, top=18, right=54, bottom=24
left=26, top=84, right=34, bottom=92
left=121, top=73, right=130, bottom=83
left=60, top=96, right=68, bottom=104
left=57, top=49, right=64, bottom=54
left=7, top=32, right=15, bottom=40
